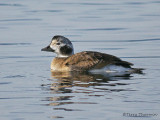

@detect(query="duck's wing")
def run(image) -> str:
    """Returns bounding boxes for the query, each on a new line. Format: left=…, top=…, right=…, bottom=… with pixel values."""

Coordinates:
left=64, top=51, right=133, bottom=71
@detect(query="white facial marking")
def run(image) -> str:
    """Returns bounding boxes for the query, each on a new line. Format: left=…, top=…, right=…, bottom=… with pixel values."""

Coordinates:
left=49, top=37, right=74, bottom=58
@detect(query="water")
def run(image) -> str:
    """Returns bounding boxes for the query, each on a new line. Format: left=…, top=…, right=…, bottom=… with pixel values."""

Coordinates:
left=0, top=0, right=160, bottom=120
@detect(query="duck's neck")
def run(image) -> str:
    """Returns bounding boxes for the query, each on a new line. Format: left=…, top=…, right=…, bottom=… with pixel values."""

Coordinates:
left=57, top=54, right=70, bottom=58
left=57, top=52, right=74, bottom=58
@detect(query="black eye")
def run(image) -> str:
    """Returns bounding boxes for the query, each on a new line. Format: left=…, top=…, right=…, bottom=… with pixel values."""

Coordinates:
left=56, top=43, right=60, bottom=45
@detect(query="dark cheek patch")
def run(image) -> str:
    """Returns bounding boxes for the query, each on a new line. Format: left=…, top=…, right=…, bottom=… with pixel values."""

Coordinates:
left=60, top=45, right=72, bottom=55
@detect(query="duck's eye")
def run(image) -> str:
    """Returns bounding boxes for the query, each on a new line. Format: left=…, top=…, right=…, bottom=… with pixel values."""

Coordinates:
left=56, top=43, right=60, bottom=45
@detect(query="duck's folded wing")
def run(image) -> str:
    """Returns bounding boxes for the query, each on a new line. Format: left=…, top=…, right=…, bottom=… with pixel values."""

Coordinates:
left=64, top=51, right=133, bottom=71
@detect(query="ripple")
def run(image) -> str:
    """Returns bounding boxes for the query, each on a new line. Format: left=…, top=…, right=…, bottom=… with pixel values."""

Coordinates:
left=0, top=43, right=31, bottom=46
left=124, top=100, right=158, bottom=103
left=151, top=1, right=160, bottom=3
left=43, top=10, right=63, bottom=12
left=10, top=112, right=44, bottom=114
left=53, top=2, right=113, bottom=6
left=52, top=2, right=112, bottom=5
left=0, top=97, right=32, bottom=100
left=0, top=56, right=26, bottom=59
left=121, top=56, right=160, bottom=59
left=80, top=3, right=112, bottom=6
left=93, top=48, right=124, bottom=50
left=27, top=10, right=63, bottom=13
left=124, top=38, right=160, bottom=42
left=50, top=116, right=64, bottom=119
left=0, top=3, right=24, bottom=7
left=94, top=88, right=135, bottom=92
left=0, top=98, right=11, bottom=100
left=141, top=14, right=160, bottom=17
left=0, top=82, right=12, bottom=85
left=54, top=108, right=83, bottom=111
left=0, top=19, right=41, bottom=22
left=47, top=102, right=97, bottom=106
left=76, top=28, right=126, bottom=31
left=0, top=27, right=8, bottom=29
left=72, top=38, right=160, bottom=43
left=42, top=96, right=74, bottom=101
left=88, top=94, right=104, bottom=97
left=0, top=55, right=54, bottom=60
left=3, top=75, right=25, bottom=78
left=125, top=2, right=146, bottom=5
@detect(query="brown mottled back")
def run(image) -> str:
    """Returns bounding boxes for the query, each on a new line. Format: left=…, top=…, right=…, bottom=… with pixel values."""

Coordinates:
left=63, top=51, right=133, bottom=71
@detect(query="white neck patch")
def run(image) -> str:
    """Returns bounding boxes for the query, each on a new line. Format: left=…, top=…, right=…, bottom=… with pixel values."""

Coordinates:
left=57, top=54, right=70, bottom=58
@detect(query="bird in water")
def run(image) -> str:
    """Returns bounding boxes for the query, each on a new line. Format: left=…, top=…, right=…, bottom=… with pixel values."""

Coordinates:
left=41, top=35, right=143, bottom=73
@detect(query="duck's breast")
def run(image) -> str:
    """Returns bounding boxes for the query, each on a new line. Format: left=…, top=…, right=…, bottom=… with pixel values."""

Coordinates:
left=51, top=57, right=70, bottom=71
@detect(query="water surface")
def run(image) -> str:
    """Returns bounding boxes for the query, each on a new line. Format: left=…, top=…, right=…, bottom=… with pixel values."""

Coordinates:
left=0, top=0, right=160, bottom=120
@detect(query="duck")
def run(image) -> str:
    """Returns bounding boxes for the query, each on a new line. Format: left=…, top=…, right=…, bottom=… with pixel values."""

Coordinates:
left=41, top=35, right=143, bottom=73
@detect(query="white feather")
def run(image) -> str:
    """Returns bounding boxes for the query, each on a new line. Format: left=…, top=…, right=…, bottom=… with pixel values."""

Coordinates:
left=90, top=65, right=131, bottom=73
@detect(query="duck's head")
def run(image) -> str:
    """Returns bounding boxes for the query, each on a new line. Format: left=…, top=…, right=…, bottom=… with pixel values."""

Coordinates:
left=41, top=35, right=74, bottom=57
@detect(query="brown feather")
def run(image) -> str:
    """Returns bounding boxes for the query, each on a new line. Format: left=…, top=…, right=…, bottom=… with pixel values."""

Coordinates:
left=60, top=51, right=133, bottom=71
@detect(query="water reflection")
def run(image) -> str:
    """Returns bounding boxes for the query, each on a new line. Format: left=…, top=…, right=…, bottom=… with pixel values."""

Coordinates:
left=41, top=71, right=134, bottom=108
left=50, top=71, right=132, bottom=87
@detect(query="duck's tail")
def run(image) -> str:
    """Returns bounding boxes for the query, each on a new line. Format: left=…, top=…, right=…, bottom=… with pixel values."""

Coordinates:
left=130, top=68, right=145, bottom=74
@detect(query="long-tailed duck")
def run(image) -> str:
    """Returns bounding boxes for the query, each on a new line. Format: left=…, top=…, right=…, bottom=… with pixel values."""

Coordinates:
left=41, top=35, right=143, bottom=73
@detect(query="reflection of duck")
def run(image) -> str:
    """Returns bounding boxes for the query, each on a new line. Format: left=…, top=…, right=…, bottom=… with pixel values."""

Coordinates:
left=42, top=71, right=132, bottom=107
left=50, top=71, right=131, bottom=88
left=42, top=35, right=143, bottom=73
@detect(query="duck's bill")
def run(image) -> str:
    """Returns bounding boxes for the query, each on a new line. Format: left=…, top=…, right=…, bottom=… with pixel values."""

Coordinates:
left=41, top=45, right=55, bottom=52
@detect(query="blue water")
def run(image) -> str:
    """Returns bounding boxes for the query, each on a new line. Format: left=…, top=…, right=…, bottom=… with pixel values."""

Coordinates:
left=0, top=0, right=160, bottom=120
